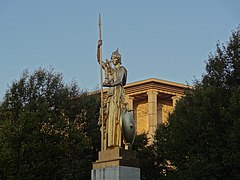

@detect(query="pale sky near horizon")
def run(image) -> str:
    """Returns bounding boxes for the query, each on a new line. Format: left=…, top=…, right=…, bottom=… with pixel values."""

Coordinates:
left=0, top=1, right=240, bottom=100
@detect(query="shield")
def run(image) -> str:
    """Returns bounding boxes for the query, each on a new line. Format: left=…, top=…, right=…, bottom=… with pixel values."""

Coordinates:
left=122, top=109, right=135, bottom=145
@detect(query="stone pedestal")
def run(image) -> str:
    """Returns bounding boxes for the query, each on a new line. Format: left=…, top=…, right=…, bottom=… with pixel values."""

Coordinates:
left=92, top=148, right=140, bottom=180
left=91, top=166, right=140, bottom=180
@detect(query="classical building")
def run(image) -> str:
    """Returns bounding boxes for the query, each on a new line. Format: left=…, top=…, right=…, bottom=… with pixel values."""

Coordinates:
left=122, top=78, right=190, bottom=139
left=100, top=78, right=190, bottom=140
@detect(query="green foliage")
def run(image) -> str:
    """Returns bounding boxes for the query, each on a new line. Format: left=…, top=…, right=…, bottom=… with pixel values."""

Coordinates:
left=0, top=68, right=100, bottom=179
left=132, top=133, right=165, bottom=180
left=155, top=26, right=240, bottom=179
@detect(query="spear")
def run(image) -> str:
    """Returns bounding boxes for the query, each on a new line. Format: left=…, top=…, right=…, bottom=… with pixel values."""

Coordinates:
left=98, top=14, right=104, bottom=151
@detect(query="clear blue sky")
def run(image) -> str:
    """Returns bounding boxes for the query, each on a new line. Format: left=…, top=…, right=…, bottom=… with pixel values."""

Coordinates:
left=0, top=0, right=239, bottom=99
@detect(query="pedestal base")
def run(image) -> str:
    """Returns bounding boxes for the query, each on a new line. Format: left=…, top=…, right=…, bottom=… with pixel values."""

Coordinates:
left=93, top=148, right=139, bottom=169
left=91, top=166, right=140, bottom=180
left=92, top=148, right=140, bottom=180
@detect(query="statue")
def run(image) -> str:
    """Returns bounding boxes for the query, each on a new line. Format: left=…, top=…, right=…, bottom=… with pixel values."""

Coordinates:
left=97, top=15, right=135, bottom=151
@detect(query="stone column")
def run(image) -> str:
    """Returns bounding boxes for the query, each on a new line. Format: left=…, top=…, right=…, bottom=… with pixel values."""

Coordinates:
left=147, top=90, right=158, bottom=140
left=171, top=95, right=181, bottom=108
left=125, top=95, right=134, bottom=111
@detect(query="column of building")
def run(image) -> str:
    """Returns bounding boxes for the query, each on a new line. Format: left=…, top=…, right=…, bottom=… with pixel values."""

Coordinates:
left=171, top=95, right=181, bottom=108
left=147, top=90, right=158, bottom=140
left=125, top=95, right=134, bottom=111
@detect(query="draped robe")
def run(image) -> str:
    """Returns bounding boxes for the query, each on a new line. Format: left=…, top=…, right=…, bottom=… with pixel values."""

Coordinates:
left=106, top=66, right=127, bottom=148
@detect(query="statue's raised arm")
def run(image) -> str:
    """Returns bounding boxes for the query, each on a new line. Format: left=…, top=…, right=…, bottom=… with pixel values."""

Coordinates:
left=97, top=40, right=103, bottom=65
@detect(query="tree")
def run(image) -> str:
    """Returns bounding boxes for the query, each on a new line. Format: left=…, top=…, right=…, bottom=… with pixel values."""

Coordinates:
left=0, top=68, right=100, bottom=179
left=155, top=26, right=240, bottom=179
left=132, top=133, right=155, bottom=180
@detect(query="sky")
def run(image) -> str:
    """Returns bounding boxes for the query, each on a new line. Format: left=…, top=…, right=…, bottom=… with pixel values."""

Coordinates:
left=0, top=0, right=240, bottom=99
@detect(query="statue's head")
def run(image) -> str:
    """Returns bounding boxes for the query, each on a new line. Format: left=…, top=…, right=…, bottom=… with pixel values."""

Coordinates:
left=111, top=49, right=121, bottom=65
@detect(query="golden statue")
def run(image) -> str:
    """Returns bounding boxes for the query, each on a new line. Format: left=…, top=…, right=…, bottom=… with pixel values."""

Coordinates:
left=97, top=15, right=135, bottom=151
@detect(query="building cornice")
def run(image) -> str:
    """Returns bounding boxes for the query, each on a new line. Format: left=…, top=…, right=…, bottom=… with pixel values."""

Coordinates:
left=124, top=78, right=191, bottom=97
left=125, top=78, right=190, bottom=89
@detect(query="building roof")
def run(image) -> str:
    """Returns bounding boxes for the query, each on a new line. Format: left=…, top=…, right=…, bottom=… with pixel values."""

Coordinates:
left=124, top=78, right=191, bottom=98
left=125, top=78, right=190, bottom=89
